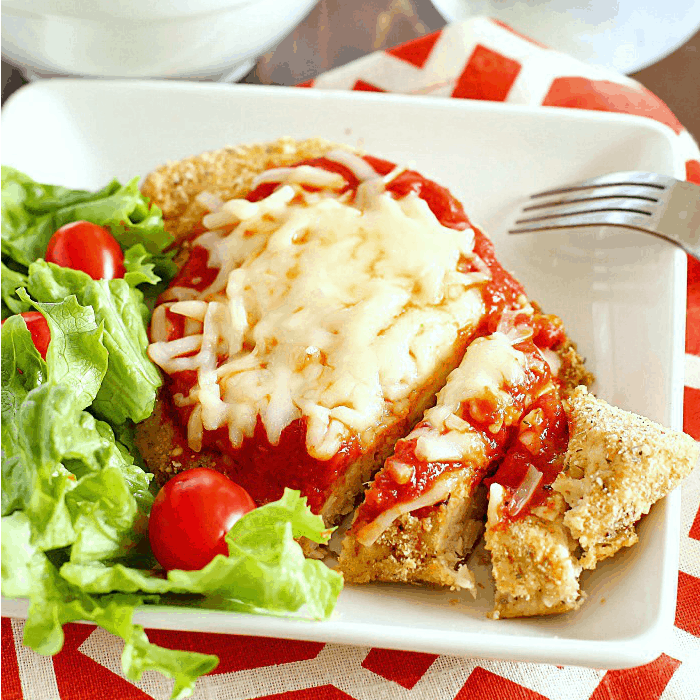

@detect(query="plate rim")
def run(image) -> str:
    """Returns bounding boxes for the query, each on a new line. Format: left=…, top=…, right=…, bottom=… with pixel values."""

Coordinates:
left=1, top=76, right=691, bottom=154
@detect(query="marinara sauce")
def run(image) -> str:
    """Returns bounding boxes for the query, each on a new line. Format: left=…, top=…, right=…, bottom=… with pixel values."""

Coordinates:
left=157, top=154, right=566, bottom=517
left=484, top=390, right=569, bottom=525
left=350, top=332, right=562, bottom=533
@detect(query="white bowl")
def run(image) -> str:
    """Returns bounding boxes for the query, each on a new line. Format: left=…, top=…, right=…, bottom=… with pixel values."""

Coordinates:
left=430, top=0, right=700, bottom=74
left=1, top=0, right=317, bottom=80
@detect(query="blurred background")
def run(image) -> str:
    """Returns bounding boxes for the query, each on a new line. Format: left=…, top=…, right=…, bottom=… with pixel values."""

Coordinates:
left=2, top=0, right=699, bottom=140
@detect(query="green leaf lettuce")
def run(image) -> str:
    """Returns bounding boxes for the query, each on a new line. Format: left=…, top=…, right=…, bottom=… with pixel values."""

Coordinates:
left=61, top=489, right=343, bottom=620
left=1, top=170, right=343, bottom=699
left=1, top=166, right=172, bottom=269
left=26, top=261, right=162, bottom=424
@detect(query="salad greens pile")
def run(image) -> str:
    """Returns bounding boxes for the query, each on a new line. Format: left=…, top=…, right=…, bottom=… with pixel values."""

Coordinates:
left=1, top=167, right=343, bottom=698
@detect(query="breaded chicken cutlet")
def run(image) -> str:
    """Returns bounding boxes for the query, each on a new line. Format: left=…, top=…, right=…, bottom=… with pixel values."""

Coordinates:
left=485, top=386, right=698, bottom=618
left=137, top=137, right=529, bottom=539
left=338, top=326, right=590, bottom=594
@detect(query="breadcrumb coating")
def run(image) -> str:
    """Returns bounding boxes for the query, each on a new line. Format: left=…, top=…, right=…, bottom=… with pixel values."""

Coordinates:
left=554, top=386, right=700, bottom=569
left=141, top=137, right=345, bottom=241
left=339, top=476, right=488, bottom=593
left=485, top=489, right=584, bottom=619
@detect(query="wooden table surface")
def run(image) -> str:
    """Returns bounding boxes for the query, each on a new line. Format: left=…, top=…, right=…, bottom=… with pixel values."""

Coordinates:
left=2, top=0, right=699, bottom=141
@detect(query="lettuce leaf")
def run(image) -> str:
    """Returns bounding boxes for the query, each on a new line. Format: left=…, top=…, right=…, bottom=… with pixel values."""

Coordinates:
left=26, top=261, right=162, bottom=424
left=123, top=243, right=163, bottom=287
left=79, top=279, right=161, bottom=423
left=1, top=511, right=37, bottom=598
left=123, top=627, right=219, bottom=699
left=1, top=316, right=47, bottom=515
left=18, top=290, right=108, bottom=409
left=67, top=464, right=142, bottom=564
left=1, top=170, right=344, bottom=698
left=1, top=308, right=343, bottom=698
left=2, top=169, right=170, bottom=424
left=1, top=167, right=175, bottom=315
left=22, top=553, right=217, bottom=699
left=11, top=380, right=154, bottom=557
left=61, top=490, right=342, bottom=620
left=168, top=490, right=342, bottom=619
left=1, top=166, right=173, bottom=270
left=1, top=166, right=107, bottom=267
left=2, top=294, right=152, bottom=548
left=1, top=261, right=30, bottom=318
left=0, top=300, right=214, bottom=699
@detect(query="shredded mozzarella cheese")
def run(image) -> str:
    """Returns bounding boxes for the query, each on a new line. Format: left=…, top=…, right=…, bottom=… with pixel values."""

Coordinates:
left=356, top=331, right=549, bottom=540
left=325, top=149, right=378, bottom=181
left=148, top=163, right=488, bottom=459
left=251, top=165, right=347, bottom=190
left=423, top=333, right=529, bottom=435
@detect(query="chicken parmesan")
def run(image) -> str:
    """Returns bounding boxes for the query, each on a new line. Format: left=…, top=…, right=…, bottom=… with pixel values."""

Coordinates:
left=137, top=137, right=553, bottom=531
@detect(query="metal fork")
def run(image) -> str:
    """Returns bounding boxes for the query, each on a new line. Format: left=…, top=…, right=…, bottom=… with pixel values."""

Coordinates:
left=509, top=172, right=700, bottom=260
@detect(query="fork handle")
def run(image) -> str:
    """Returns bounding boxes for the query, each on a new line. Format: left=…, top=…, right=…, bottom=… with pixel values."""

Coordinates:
left=659, top=181, right=700, bottom=259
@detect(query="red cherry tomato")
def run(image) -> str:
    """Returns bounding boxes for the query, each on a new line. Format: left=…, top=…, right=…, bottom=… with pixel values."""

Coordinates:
left=45, top=221, right=125, bottom=280
left=2, top=311, right=51, bottom=359
left=148, top=468, right=256, bottom=571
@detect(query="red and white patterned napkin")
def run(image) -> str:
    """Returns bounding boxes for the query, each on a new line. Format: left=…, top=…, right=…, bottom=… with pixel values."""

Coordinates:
left=3, top=17, right=699, bottom=700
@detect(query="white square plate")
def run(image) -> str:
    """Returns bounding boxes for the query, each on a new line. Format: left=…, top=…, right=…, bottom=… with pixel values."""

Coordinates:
left=1, top=79, right=688, bottom=669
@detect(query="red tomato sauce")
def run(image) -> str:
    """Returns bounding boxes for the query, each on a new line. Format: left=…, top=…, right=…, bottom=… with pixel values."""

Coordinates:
left=163, top=397, right=360, bottom=513
left=167, top=244, right=219, bottom=294
left=351, top=336, right=556, bottom=532
left=352, top=432, right=458, bottom=528
left=532, top=313, right=566, bottom=350
left=157, top=154, right=567, bottom=517
left=484, top=391, right=569, bottom=522
left=471, top=232, right=527, bottom=335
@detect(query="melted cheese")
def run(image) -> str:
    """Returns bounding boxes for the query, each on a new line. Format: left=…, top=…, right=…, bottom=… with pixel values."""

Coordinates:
left=148, top=167, right=489, bottom=459
left=355, top=332, right=548, bottom=542
left=423, top=333, right=529, bottom=436
left=324, top=149, right=378, bottom=181
left=399, top=333, right=543, bottom=468
left=415, top=429, right=484, bottom=463
left=251, top=165, right=347, bottom=190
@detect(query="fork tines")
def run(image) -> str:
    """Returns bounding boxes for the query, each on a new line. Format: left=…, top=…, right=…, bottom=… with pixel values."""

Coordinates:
left=509, top=171, right=674, bottom=233
left=508, top=172, right=700, bottom=260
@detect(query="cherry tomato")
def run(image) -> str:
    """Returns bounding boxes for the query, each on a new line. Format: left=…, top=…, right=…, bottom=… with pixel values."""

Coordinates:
left=148, top=468, right=256, bottom=571
left=2, top=311, right=51, bottom=359
left=45, top=221, right=125, bottom=280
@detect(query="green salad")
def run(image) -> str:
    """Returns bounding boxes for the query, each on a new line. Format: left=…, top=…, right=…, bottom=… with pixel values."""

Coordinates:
left=1, top=166, right=343, bottom=698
